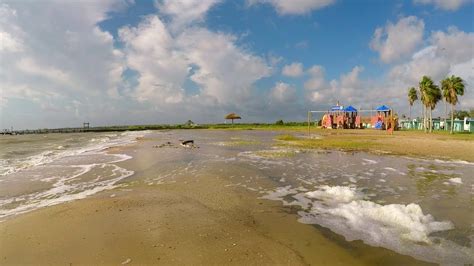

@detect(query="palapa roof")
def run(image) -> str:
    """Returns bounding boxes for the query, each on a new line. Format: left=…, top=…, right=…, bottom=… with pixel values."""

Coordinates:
left=225, top=113, right=241, bottom=119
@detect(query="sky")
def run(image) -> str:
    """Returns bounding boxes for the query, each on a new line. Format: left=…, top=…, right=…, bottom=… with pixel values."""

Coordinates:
left=1, top=0, right=473, bottom=129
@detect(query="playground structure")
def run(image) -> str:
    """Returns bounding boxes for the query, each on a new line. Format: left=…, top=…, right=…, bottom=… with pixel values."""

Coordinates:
left=308, top=103, right=397, bottom=132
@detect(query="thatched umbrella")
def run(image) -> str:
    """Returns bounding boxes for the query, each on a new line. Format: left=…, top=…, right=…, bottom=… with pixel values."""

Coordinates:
left=225, top=113, right=241, bottom=124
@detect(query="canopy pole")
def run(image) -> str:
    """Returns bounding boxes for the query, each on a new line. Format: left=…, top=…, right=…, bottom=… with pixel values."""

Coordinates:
left=307, top=111, right=311, bottom=137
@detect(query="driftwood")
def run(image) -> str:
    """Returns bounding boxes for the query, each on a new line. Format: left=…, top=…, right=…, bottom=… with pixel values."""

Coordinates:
left=153, top=140, right=198, bottom=149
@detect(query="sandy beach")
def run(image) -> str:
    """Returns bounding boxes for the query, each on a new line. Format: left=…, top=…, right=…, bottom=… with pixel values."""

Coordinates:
left=1, top=129, right=472, bottom=265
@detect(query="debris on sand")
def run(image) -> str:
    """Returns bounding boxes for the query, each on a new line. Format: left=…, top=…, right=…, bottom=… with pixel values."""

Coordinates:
left=153, top=141, right=175, bottom=148
left=153, top=140, right=199, bottom=149
left=180, top=140, right=199, bottom=148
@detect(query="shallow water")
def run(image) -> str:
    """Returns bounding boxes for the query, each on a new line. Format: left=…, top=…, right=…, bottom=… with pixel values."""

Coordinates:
left=141, top=130, right=473, bottom=265
left=1, top=129, right=473, bottom=264
left=0, top=131, right=147, bottom=220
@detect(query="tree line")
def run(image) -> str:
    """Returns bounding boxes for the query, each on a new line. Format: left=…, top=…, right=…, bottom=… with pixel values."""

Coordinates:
left=407, top=75, right=465, bottom=134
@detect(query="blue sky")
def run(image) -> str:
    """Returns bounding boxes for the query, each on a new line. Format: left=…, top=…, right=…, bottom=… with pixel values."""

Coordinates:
left=1, top=0, right=473, bottom=129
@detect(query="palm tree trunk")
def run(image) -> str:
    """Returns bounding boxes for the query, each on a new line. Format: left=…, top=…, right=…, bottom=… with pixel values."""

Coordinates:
left=423, top=105, right=427, bottom=133
left=409, top=105, right=412, bottom=128
left=429, top=108, right=432, bottom=133
left=450, top=104, right=454, bottom=134
left=444, top=101, right=447, bottom=131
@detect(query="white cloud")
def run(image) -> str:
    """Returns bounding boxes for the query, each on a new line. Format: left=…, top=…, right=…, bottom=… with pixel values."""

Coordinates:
left=179, top=28, right=271, bottom=104
left=270, top=82, right=296, bottom=102
left=0, top=1, right=130, bottom=128
left=389, top=27, right=473, bottom=84
left=304, top=65, right=326, bottom=91
left=413, top=0, right=469, bottom=11
left=304, top=65, right=365, bottom=105
left=247, top=0, right=335, bottom=15
left=119, top=14, right=271, bottom=107
left=156, top=0, right=221, bottom=30
left=388, top=27, right=473, bottom=111
left=282, top=62, right=304, bottom=77
left=0, top=31, right=23, bottom=52
left=119, top=15, right=188, bottom=104
left=370, top=16, right=425, bottom=63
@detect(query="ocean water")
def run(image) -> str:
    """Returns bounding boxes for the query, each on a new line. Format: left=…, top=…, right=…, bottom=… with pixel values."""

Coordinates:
left=141, top=130, right=474, bottom=265
left=0, top=131, right=147, bottom=220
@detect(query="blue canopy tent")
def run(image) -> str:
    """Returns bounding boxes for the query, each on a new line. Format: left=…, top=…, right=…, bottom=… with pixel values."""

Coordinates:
left=375, top=105, right=390, bottom=112
left=343, top=106, right=358, bottom=112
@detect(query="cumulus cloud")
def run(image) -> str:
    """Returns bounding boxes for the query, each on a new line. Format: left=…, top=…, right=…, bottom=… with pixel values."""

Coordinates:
left=370, top=16, right=425, bottom=63
left=156, top=0, right=221, bottom=30
left=304, top=65, right=366, bottom=105
left=282, top=62, right=304, bottom=77
left=1, top=0, right=276, bottom=128
left=413, top=0, right=470, bottom=11
left=119, top=15, right=271, bottom=106
left=119, top=15, right=188, bottom=104
left=389, top=27, right=474, bottom=108
left=270, top=82, right=296, bottom=102
left=0, top=1, right=129, bottom=129
left=247, top=0, right=335, bottom=15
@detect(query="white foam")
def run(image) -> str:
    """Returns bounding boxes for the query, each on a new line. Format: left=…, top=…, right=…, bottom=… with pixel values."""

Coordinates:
left=262, top=184, right=473, bottom=264
left=0, top=131, right=147, bottom=220
left=306, top=185, right=362, bottom=203
left=0, top=130, right=147, bottom=177
left=362, top=159, right=378, bottom=164
left=0, top=164, right=133, bottom=220
left=448, top=177, right=463, bottom=184
left=299, top=185, right=473, bottom=264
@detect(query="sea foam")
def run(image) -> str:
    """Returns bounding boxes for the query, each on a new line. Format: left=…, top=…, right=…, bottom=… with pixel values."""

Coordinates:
left=300, top=185, right=473, bottom=264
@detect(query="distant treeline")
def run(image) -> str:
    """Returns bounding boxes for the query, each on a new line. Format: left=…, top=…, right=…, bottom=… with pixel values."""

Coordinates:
left=4, top=121, right=308, bottom=135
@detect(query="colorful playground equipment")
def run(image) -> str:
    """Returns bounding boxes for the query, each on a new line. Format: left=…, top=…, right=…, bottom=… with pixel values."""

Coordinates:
left=310, top=104, right=397, bottom=131
left=321, top=105, right=359, bottom=129
left=370, top=105, right=395, bottom=130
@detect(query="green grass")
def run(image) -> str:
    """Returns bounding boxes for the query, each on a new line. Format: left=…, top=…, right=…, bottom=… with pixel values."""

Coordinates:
left=274, top=134, right=300, bottom=141
left=279, top=138, right=375, bottom=151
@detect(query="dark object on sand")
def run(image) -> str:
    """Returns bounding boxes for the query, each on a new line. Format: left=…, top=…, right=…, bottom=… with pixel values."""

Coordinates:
left=154, top=141, right=175, bottom=148
left=180, top=140, right=198, bottom=148
left=181, top=140, right=194, bottom=146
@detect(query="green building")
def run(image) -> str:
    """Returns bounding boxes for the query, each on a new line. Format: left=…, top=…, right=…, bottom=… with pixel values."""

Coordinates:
left=399, top=118, right=473, bottom=133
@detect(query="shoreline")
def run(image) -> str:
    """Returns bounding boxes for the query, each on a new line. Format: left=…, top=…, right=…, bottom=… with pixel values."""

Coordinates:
left=0, top=130, right=436, bottom=265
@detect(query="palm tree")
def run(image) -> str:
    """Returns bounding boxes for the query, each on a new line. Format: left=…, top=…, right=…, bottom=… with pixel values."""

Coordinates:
left=427, top=84, right=442, bottom=133
left=408, top=87, right=418, bottom=128
left=419, top=76, right=430, bottom=132
left=419, top=76, right=441, bottom=133
left=442, top=75, right=465, bottom=133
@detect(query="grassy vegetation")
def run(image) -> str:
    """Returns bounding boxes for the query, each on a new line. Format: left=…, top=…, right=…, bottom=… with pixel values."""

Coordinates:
left=274, top=134, right=300, bottom=141
left=273, top=129, right=474, bottom=162
left=275, top=134, right=376, bottom=151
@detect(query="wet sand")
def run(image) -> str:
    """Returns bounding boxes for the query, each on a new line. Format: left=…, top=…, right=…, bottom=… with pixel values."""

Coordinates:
left=0, top=130, right=442, bottom=265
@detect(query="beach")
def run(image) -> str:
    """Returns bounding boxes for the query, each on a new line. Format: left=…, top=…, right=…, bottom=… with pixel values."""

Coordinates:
left=0, top=129, right=473, bottom=265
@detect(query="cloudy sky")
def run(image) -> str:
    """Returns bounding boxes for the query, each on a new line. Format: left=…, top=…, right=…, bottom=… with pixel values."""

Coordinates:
left=1, top=0, right=473, bottom=129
